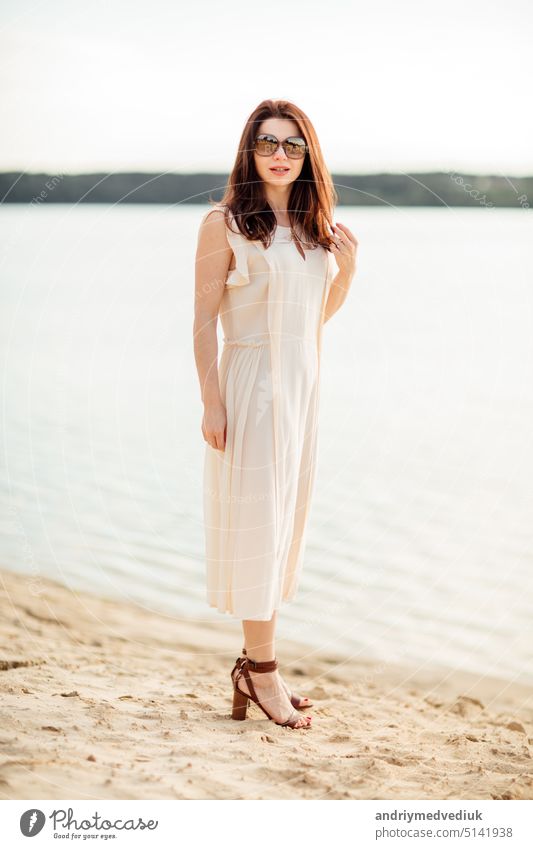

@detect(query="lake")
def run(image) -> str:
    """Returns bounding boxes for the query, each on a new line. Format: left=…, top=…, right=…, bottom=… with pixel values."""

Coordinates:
left=1, top=203, right=532, bottom=684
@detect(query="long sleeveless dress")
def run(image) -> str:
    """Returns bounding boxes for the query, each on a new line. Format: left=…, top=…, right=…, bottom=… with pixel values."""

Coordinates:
left=201, top=205, right=336, bottom=620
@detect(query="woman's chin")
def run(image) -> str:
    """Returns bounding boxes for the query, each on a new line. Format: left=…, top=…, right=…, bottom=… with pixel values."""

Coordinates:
left=264, top=174, right=292, bottom=185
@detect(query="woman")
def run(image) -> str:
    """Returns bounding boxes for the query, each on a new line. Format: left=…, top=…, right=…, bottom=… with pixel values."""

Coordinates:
left=194, top=99, right=357, bottom=730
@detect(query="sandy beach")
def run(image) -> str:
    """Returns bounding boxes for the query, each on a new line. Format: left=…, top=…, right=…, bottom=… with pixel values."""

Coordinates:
left=1, top=566, right=532, bottom=801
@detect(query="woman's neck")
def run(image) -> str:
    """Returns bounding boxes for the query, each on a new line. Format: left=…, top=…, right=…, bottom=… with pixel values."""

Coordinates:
left=264, top=188, right=291, bottom=223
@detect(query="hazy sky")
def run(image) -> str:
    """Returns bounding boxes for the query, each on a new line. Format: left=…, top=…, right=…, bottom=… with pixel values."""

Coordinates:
left=1, top=0, right=532, bottom=175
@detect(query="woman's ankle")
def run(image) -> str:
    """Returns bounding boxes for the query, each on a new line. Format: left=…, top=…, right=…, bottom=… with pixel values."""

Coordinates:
left=245, top=649, right=276, bottom=663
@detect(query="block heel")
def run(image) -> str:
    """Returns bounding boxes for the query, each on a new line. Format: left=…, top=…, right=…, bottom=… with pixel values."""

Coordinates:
left=231, top=686, right=249, bottom=720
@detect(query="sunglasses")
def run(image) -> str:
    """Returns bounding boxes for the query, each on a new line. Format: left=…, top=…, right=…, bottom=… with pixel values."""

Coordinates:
left=254, top=133, right=308, bottom=160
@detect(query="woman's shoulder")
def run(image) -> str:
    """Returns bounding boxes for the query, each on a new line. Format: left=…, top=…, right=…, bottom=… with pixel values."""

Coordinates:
left=199, top=203, right=228, bottom=228
left=200, top=203, right=247, bottom=237
left=202, top=207, right=255, bottom=289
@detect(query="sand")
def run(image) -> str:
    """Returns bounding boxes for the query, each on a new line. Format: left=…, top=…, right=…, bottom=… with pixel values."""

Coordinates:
left=1, top=566, right=532, bottom=800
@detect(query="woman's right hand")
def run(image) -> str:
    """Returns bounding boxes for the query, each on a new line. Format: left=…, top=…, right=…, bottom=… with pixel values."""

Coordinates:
left=202, top=401, right=227, bottom=451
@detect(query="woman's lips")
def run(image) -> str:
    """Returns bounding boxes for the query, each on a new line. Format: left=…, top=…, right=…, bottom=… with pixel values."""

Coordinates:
left=269, top=167, right=289, bottom=174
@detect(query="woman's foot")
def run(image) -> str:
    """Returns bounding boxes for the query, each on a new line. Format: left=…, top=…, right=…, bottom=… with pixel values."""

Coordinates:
left=281, top=680, right=312, bottom=709
left=235, top=663, right=312, bottom=728
left=239, top=648, right=313, bottom=709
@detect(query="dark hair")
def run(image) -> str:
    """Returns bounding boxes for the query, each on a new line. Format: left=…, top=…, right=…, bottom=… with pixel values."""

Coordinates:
left=206, top=98, right=338, bottom=254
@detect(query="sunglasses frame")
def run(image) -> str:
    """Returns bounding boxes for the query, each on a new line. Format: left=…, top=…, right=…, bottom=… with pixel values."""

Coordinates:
left=253, top=133, right=308, bottom=160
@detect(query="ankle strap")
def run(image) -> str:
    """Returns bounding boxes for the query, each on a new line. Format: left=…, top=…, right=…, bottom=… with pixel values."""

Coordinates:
left=245, top=656, right=278, bottom=673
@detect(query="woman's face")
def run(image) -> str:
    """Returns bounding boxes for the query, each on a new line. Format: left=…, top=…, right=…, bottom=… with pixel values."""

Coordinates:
left=253, top=118, right=306, bottom=187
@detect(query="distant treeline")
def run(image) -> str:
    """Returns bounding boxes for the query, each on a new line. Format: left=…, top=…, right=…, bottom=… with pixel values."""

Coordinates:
left=1, top=171, right=531, bottom=208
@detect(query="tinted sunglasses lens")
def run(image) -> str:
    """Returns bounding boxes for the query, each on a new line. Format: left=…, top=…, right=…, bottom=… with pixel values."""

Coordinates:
left=255, top=135, right=277, bottom=155
left=285, top=138, right=306, bottom=159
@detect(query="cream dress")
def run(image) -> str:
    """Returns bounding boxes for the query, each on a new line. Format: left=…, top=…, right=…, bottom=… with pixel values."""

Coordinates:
left=201, top=205, right=336, bottom=620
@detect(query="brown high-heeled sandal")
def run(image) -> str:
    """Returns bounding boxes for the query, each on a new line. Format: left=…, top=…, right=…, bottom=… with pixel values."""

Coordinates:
left=231, top=647, right=314, bottom=710
left=231, top=656, right=312, bottom=729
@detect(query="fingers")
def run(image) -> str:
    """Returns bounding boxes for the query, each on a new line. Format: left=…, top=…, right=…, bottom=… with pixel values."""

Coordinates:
left=331, top=225, right=346, bottom=251
left=204, top=429, right=225, bottom=451
left=202, top=413, right=226, bottom=451
left=214, top=429, right=225, bottom=451
left=332, top=223, right=358, bottom=247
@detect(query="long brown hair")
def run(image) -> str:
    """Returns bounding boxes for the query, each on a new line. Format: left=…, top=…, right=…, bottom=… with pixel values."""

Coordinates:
left=207, top=99, right=338, bottom=253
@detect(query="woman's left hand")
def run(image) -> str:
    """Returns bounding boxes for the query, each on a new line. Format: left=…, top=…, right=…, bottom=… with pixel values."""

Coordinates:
left=330, top=223, right=358, bottom=279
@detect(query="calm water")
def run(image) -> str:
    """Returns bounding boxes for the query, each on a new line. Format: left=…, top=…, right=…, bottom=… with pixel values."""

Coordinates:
left=1, top=203, right=532, bottom=684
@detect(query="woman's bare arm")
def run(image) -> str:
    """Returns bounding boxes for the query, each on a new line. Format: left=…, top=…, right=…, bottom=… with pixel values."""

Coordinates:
left=324, top=222, right=358, bottom=323
left=324, top=267, right=354, bottom=323
left=193, top=209, right=233, bottom=450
